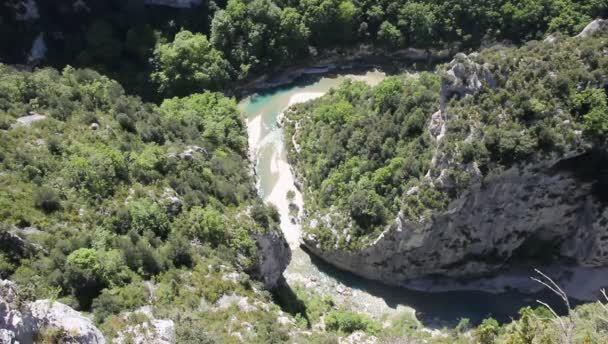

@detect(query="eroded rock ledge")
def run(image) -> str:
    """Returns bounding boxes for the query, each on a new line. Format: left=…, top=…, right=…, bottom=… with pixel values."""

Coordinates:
left=304, top=152, right=608, bottom=290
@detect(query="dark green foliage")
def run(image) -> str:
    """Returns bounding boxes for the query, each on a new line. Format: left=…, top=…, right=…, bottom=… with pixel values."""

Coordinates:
left=116, top=113, right=136, bottom=132
left=3, top=0, right=606, bottom=98
left=33, top=187, right=61, bottom=213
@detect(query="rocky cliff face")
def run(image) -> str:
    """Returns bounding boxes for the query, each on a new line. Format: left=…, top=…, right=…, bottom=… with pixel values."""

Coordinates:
left=0, top=280, right=105, bottom=344
left=304, top=152, right=608, bottom=284
left=301, top=40, right=608, bottom=294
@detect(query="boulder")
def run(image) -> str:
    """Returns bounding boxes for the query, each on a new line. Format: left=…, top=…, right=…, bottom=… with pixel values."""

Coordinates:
left=28, top=300, right=105, bottom=343
left=576, top=19, right=608, bottom=39
left=0, top=280, right=105, bottom=344
left=179, top=145, right=208, bottom=160
left=248, top=230, right=291, bottom=289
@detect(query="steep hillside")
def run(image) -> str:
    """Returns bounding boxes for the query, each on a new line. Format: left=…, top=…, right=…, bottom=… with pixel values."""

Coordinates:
left=0, top=65, right=292, bottom=342
left=285, top=23, right=608, bottom=284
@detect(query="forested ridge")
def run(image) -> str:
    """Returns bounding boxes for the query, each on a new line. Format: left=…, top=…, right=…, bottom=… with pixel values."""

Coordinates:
left=2, top=0, right=607, bottom=99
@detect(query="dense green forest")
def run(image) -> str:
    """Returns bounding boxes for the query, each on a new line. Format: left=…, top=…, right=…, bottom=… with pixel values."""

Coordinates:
left=2, top=0, right=607, bottom=99
left=285, top=28, right=608, bottom=249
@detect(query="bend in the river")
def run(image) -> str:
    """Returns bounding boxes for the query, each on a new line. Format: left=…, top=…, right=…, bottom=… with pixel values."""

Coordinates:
left=238, top=67, right=578, bottom=328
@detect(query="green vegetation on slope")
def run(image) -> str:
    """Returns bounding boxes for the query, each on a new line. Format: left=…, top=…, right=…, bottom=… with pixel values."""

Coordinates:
left=286, top=30, right=608, bottom=250
left=0, top=64, right=288, bottom=341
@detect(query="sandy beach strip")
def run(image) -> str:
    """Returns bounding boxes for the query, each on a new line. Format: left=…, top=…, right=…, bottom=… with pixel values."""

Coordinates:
left=287, top=92, right=324, bottom=107
left=246, top=113, right=264, bottom=160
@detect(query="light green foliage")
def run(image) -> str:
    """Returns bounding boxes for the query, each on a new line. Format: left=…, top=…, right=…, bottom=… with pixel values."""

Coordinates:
left=152, top=30, right=232, bottom=97
left=66, top=144, right=127, bottom=198
left=173, top=206, right=226, bottom=245
left=475, top=318, right=500, bottom=344
left=67, top=248, right=99, bottom=272
left=286, top=190, right=296, bottom=202
left=325, top=309, right=381, bottom=335
left=377, top=21, right=402, bottom=48
left=129, top=198, right=170, bottom=238
left=159, top=92, right=246, bottom=154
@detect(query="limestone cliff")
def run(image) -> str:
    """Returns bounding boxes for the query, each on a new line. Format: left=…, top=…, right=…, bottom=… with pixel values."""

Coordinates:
left=0, top=280, right=105, bottom=344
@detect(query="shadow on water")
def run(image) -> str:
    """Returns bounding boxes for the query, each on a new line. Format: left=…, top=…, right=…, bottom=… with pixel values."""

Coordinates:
left=300, top=246, right=576, bottom=328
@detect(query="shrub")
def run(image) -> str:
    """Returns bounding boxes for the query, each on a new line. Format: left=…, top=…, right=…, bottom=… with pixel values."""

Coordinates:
left=33, top=187, right=61, bottom=213
left=130, top=199, right=170, bottom=238
left=117, top=113, right=136, bottom=132
left=475, top=318, right=500, bottom=344
left=325, top=310, right=381, bottom=335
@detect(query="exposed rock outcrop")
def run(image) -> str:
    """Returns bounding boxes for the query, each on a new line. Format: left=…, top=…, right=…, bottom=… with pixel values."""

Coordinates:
left=576, top=19, right=608, bottom=38
left=0, top=280, right=105, bottom=344
left=10, top=112, right=46, bottom=129
left=114, top=306, right=174, bottom=344
left=304, top=152, right=608, bottom=290
left=249, top=230, right=291, bottom=289
left=440, top=52, right=496, bottom=110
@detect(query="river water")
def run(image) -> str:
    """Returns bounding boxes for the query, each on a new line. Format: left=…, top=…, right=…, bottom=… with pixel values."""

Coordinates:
left=238, top=70, right=578, bottom=328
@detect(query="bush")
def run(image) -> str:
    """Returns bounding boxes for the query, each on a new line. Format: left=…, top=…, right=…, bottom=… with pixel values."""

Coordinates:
left=117, top=113, right=136, bottom=132
left=325, top=310, right=380, bottom=335
left=33, top=187, right=61, bottom=213
left=92, top=283, right=148, bottom=323
left=130, top=199, right=170, bottom=238
left=64, top=248, right=106, bottom=309
left=475, top=318, right=500, bottom=344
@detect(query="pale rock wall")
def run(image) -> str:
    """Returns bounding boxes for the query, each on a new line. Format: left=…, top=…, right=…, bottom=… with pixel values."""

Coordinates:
left=304, top=153, right=608, bottom=286
left=0, top=280, right=105, bottom=344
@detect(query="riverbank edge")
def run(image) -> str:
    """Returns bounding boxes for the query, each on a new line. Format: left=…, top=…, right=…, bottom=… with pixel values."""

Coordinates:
left=234, top=44, right=456, bottom=99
